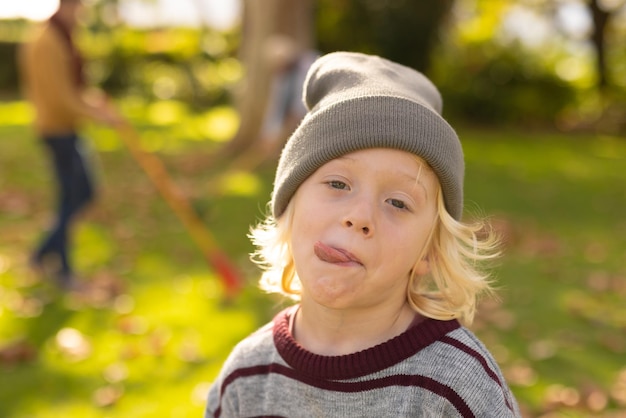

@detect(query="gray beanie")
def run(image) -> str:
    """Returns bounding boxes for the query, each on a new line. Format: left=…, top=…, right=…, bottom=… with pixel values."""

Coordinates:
left=271, top=51, right=464, bottom=220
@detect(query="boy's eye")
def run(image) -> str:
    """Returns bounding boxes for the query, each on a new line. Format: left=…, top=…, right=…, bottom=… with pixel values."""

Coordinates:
left=328, top=180, right=348, bottom=190
left=388, top=198, right=407, bottom=210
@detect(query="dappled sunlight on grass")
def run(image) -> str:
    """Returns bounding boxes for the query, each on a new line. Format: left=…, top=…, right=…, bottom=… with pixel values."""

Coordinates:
left=146, top=100, right=187, bottom=126
left=214, top=57, right=244, bottom=84
left=87, top=101, right=239, bottom=159
left=88, top=128, right=122, bottom=152
left=193, top=105, right=239, bottom=143
left=2, top=116, right=625, bottom=416
left=137, top=129, right=171, bottom=152
left=214, top=170, right=263, bottom=197
left=0, top=250, right=262, bottom=417
left=458, top=129, right=626, bottom=417
left=0, top=101, right=33, bottom=126
left=74, top=224, right=116, bottom=272
left=0, top=99, right=240, bottom=155
left=591, top=135, right=625, bottom=160
left=463, top=131, right=626, bottom=183
left=0, top=111, right=268, bottom=416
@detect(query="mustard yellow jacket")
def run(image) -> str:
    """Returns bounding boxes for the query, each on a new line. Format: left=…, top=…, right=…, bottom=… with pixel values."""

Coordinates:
left=19, top=22, right=95, bottom=136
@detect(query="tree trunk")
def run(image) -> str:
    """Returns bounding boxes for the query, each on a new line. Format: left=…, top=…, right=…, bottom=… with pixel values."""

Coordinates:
left=589, top=0, right=610, bottom=88
left=218, top=0, right=315, bottom=160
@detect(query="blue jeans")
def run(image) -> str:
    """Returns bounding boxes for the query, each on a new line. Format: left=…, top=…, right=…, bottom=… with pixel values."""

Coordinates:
left=33, top=133, right=95, bottom=282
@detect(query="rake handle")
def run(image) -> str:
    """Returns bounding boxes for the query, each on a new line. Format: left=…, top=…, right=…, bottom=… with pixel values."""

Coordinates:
left=116, top=123, right=243, bottom=297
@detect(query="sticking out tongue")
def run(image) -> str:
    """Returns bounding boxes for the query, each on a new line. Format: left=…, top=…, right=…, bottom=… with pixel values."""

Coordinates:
left=314, top=242, right=356, bottom=264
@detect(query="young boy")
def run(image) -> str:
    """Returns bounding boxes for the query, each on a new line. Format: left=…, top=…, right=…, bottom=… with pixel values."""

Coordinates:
left=206, top=51, right=521, bottom=417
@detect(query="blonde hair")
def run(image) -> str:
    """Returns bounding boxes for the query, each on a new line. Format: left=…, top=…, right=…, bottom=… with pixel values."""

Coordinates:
left=249, top=186, right=499, bottom=326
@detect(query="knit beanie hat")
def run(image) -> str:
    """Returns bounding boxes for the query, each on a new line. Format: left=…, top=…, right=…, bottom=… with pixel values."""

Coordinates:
left=271, top=51, right=464, bottom=220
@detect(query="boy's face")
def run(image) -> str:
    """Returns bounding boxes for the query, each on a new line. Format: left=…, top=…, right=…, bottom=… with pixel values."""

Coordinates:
left=289, top=148, right=439, bottom=312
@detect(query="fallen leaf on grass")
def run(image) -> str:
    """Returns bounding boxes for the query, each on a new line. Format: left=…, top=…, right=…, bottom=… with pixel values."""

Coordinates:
left=599, top=333, right=626, bottom=354
left=475, top=298, right=518, bottom=331
left=65, top=272, right=126, bottom=309
left=490, top=216, right=564, bottom=258
left=113, top=294, right=135, bottom=314
left=505, top=360, right=538, bottom=387
left=148, top=326, right=172, bottom=357
left=0, top=339, right=37, bottom=365
left=178, top=338, right=202, bottom=363
left=580, top=386, right=609, bottom=413
left=611, top=368, right=626, bottom=407
left=55, top=327, right=91, bottom=361
left=103, top=362, right=129, bottom=384
left=119, top=343, right=142, bottom=361
left=489, top=217, right=517, bottom=248
left=584, top=242, right=609, bottom=264
left=92, top=384, right=124, bottom=408
left=116, top=315, right=149, bottom=335
left=528, top=339, right=557, bottom=360
left=192, top=382, right=211, bottom=406
left=564, top=290, right=626, bottom=329
left=544, top=384, right=581, bottom=408
left=6, top=292, right=44, bottom=318
left=586, top=272, right=626, bottom=299
left=586, top=271, right=612, bottom=292
left=0, top=253, right=10, bottom=274
left=0, top=190, right=32, bottom=215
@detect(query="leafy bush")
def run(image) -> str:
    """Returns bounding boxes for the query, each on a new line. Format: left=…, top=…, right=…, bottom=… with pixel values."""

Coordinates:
left=0, top=20, right=241, bottom=109
left=432, top=42, right=577, bottom=128
left=0, top=41, right=19, bottom=97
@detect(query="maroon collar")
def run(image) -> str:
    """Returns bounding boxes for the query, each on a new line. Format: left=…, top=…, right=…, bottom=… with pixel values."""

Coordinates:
left=273, top=307, right=460, bottom=380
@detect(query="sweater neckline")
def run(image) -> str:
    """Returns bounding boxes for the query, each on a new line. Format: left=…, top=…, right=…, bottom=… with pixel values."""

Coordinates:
left=273, top=306, right=460, bottom=380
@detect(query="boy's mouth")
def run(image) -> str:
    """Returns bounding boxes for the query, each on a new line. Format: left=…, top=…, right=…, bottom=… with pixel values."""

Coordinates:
left=313, top=241, right=361, bottom=265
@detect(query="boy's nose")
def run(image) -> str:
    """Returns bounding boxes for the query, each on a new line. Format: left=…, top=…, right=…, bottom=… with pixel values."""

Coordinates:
left=344, top=220, right=370, bottom=236
left=342, top=200, right=374, bottom=236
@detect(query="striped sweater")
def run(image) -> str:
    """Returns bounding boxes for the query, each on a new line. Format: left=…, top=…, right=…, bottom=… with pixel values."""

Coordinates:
left=206, top=307, right=521, bottom=417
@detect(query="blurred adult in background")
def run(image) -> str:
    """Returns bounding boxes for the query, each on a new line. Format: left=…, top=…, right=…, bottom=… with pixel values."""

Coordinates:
left=223, top=35, right=317, bottom=173
left=259, top=35, right=318, bottom=157
left=18, top=0, right=121, bottom=289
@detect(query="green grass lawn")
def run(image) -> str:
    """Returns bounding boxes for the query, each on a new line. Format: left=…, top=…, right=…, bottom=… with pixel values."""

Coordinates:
left=0, top=100, right=625, bottom=417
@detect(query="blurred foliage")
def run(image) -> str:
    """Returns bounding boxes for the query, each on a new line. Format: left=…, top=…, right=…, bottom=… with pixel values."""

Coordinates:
left=0, top=41, right=19, bottom=97
left=0, top=99, right=270, bottom=417
left=1, top=0, right=625, bottom=132
left=431, top=0, right=625, bottom=132
left=431, top=39, right=578, bottom=127
left=88, top=27, right=242, bottom=110
left=314, top=0, right=454, bottom=72
left=0, top=18, right=242, bottom=109
left=91, top=28, right=242, bottom=108
left=0, top=18, right=23, bottom=98
left=314, top=0, right=625, bottom=132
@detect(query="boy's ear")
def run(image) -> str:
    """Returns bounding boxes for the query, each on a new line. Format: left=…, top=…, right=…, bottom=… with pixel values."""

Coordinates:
left=413, top=257, right=430, bottom=276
